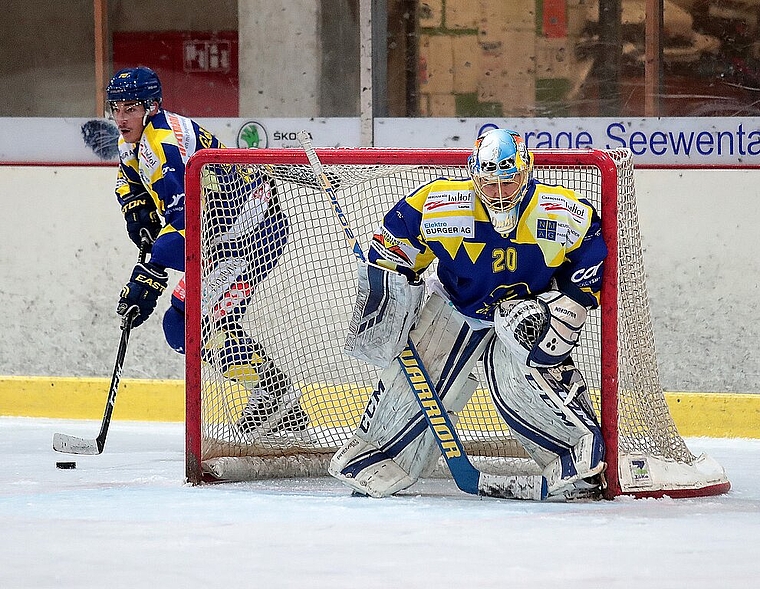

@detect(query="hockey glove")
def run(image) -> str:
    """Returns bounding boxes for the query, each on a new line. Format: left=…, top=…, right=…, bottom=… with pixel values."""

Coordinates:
left=117, top=262, right=168, bottom=328
left=343, top=260, right=425, bottom=367
left=495, top=290, right=588, bottom=368
left=121, top=190, right=162, bottom=250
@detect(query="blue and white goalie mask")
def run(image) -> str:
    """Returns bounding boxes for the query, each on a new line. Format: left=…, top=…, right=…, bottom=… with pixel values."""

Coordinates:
left=468, top=129, right=533, bottom=235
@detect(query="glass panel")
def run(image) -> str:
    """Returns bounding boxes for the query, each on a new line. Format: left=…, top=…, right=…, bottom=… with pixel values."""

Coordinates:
left=0, top=0, right=757, bottom=117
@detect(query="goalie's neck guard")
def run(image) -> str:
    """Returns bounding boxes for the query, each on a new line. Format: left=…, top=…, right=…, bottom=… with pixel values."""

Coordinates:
left=484, top=203, right=519, bottom=235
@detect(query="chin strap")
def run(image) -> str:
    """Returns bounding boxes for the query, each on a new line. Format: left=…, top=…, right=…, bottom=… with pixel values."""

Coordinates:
left=142, top=100, right=161, bottom=126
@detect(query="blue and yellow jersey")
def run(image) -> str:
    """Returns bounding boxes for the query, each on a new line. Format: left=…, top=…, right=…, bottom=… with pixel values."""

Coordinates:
left=115, top=110, right=223, bottom=270
left=368, top=176, right=607, bottom=322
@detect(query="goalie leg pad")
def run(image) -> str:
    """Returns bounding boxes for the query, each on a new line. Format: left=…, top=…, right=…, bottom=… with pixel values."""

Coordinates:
left=330, top=293, right=492, bottom=497
left=483, top=336, right=605, bottom=495
left=343, top=260, right=426, bottom=367
left=328, top=436, right=417, bottom=498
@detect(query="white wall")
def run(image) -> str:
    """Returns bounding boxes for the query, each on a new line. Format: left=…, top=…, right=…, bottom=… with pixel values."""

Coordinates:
left=636, top=169, right=760, bottom=393
left=0, top=166, right=184, bottom=381
left=0, top=165, right=758, bottom=393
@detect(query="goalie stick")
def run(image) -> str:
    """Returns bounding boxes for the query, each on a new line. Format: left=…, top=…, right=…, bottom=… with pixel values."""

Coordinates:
left=296, top=131, right=547, bottom=501
left=52, top=238, right=148, bottom=456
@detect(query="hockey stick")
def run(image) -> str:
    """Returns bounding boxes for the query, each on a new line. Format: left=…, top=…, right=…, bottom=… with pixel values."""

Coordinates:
left=296, top=131, right=547, bottom=500
left=52, top=238, right=149, bottom=455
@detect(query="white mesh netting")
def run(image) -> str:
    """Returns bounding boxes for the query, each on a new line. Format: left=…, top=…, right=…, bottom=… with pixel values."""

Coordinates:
left=185, top=148, right=727, bottom=498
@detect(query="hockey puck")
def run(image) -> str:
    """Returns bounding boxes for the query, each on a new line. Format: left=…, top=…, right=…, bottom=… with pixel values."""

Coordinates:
left=56, top=461, right=77, bottom=469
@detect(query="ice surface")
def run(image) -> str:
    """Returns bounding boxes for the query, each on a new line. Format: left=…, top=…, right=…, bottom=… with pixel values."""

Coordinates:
left=1, top=417, right=758, bottom=588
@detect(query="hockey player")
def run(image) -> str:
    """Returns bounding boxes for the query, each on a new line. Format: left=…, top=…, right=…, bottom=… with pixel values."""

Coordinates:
left=330, top=128, right=607, bottom=498
left=107, top=66, right=307, bottom=435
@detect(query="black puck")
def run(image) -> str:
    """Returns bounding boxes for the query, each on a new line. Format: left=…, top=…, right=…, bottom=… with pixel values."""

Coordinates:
left=56, top=461, right=77, bottom=469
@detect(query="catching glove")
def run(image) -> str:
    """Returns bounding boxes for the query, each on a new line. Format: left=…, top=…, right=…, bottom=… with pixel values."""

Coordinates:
left=117, top=262, right=169, bottom=327
left=121, top=190, right=162, bottom=250
left=495, top=290, right=588, bottom=368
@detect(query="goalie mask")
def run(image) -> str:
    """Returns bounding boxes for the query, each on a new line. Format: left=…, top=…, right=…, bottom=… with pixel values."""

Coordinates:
left=468, top=129, right=533, bottom=235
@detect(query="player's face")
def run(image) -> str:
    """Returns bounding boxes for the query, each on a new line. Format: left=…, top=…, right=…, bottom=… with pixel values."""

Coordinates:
left=109, top=101, right=147, bottom=143
left=479, top=171, right=525, bottom=209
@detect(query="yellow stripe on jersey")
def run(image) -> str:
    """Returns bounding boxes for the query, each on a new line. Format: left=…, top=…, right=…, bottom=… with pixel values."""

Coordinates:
left=141, top=127, right=176, bottom=201
left=409, top=179, right=485, bottom=261
left=158, top=224, right=185, bottom=239
left=514, top=185, right=594, bottom=268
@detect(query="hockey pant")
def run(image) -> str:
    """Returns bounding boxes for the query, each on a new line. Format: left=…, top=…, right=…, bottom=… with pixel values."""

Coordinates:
left=162, top=199, right=294, bottom=398
left=162, top=202, right=289, bottom=354
left=330, top=292, right=605, bottom=497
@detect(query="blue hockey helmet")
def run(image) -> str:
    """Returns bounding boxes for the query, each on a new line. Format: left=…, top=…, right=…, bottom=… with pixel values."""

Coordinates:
left=106, top=66, right=162, bottom=106
left=468, top=128, right=533, bottom=235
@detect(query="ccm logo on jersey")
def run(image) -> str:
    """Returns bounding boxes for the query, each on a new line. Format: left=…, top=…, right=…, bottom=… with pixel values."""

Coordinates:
left=571, top=260, right=603, bottom=283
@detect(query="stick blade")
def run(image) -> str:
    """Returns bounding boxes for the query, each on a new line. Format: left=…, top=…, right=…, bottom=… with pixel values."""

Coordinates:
left=52, top=432, right=101, bottom=455
left=478, top=473, right=548, bottom=501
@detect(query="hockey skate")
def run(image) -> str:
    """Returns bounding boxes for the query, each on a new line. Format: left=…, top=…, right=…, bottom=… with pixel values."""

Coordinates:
left=544, top=431, right=607, bottom=501
left=236, top=386, right=310, bottom=443
left=203, top=326, right=310, bottom=438
left=547, top=468, right=607, bottom=502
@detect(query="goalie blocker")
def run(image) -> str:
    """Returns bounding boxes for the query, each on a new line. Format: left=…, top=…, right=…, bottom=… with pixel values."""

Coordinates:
left=344, top=260, right=425, bottom=367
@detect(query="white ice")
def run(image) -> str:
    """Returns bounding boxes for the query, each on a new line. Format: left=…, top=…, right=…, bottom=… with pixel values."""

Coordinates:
left=1, top=416, right=758, bottom=588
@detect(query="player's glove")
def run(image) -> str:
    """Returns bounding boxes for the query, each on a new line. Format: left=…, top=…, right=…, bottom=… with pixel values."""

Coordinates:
left=495, top=290, right=588, bottom=368
left=121, top=190, right=162, bottom=250
left=117, top=261, right=169, bottom=327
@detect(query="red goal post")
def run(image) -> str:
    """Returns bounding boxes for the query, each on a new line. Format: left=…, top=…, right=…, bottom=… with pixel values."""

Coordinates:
left=185, top=146, right=730, bottom=500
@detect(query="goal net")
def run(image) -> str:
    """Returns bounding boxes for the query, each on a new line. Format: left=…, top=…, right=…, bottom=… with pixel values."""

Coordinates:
left=184, top=146, right=729, bottom=499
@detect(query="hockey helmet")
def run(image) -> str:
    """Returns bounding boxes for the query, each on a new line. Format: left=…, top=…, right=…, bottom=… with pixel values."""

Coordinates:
left=106, top=66, right=162, bottom=107
left=468, top=128, right=533, bottom=235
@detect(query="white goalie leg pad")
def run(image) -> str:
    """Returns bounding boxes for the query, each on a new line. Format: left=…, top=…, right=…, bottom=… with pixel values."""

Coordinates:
left=483, top=336, right=605, bottom=496
left=330, top=293, right=492, bottom=497
left=328, top=436, right=419, bottom=498
left=343, top=260, right=426, bottom=367
left=329, top=371, right=480, bottom=497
